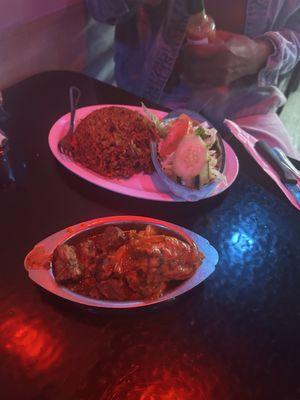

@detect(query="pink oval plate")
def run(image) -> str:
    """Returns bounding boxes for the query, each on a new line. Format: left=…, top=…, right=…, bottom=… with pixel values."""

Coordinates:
left=48, top=105, right=239, bottom=202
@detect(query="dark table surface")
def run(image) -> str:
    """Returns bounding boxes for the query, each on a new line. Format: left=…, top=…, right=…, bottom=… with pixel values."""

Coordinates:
left=0, top=71, right=299, bottom=400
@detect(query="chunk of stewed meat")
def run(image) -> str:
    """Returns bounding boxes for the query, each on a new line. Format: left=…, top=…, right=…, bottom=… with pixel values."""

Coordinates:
left=160, top=239, right=202, bottom=280
left=77, top=238, right=99, bottom=274
left=52, top=225, right=204, bottom=301
left=128, top=235, right=201, bottom=281
left=52, top=244, right=83, bottom=283
left=96, top=226, right=127, bottom=252
left=97, top=278, right=135, bottom=301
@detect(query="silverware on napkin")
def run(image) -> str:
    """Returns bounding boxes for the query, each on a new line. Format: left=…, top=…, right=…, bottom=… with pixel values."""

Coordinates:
left=254, top=140, right=300, bottom=205
left=273, top=147, right=300, bottom=180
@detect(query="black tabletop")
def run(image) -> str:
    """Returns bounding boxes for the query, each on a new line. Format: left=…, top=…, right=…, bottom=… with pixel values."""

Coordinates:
left=0, top=71, right=299, bottom=400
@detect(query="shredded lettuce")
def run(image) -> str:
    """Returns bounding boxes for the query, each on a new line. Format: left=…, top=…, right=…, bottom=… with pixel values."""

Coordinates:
left=195, top=126, right=210, bottom=140
left=160, top=120, right=225, bottom=189
left=141, top=102, right=166, bottom=137
left=144, top=105, right=225, bottom=189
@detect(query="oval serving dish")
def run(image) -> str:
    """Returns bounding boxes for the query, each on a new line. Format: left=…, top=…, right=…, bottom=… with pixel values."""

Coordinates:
left=151, top=109, right=226, bottom=201
left=24, top=216, right=218, bottom=309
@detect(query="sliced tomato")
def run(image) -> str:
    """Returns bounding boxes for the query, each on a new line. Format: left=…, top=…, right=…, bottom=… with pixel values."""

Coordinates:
left=178, top=113, right=191, bottom=122
left=159, top=117, right=189, bottom=157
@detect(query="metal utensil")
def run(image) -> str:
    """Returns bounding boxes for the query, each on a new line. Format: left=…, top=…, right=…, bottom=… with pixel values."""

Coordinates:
left=58, top=86, right=81, bottom=156
left=254, top=140, right=300, bottom=205
left=273, top=147, right=300, bottom=180
left=255, top=141, right=298, bottom=183
left=283, top=183, right=300, bottom=204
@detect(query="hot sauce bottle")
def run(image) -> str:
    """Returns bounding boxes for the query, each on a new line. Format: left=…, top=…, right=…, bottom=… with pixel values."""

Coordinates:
left=186, top=0, right=216, bottom=45
left=165, top=0, right=216, bottom=92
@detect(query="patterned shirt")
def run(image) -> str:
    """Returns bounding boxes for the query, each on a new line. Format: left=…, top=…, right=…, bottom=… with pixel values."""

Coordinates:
left=86, top=0, right=300, bottom=121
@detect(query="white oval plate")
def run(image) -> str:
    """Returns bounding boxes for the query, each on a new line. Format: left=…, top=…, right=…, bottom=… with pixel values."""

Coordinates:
left=24, top=216, right=218, bottom=309
left=49, top=104, right=239, bottom=202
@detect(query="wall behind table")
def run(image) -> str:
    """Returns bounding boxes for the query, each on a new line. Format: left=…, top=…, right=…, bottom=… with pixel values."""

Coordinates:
left=0, top=0, right=88, bottom=89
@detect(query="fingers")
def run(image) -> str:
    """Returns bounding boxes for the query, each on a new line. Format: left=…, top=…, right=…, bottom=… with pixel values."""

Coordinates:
left=183, top=61, right=229, bottom=87
left=180, top=30, right=253, bottom=86
left=184, top=42, right=222, bottom=59
left=215, top=30, right=234, bottom=42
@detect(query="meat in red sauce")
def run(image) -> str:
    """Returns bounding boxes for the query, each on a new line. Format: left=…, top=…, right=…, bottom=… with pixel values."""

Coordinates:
left=52, top=225, right=204, bottom=301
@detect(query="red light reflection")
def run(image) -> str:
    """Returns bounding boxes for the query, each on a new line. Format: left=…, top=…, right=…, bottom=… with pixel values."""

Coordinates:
left=99, top=351, right=233, bottom=400
left=0, top=309, right=62, bottom=373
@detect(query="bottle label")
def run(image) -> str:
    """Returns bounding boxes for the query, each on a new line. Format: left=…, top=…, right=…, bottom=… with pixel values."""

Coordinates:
left=186, top=37, right=209, bottom=46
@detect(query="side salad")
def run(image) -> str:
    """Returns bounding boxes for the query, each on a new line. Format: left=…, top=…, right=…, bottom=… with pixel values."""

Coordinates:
left=143, top=104, right=224, bottom=189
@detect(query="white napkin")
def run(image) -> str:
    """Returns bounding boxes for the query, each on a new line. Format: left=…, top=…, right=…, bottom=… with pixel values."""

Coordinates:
left=225, top=119, right=300, bottom=211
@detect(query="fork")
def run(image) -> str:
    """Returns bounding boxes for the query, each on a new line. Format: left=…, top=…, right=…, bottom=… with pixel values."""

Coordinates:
left=58, top=86, right=81, bottom=156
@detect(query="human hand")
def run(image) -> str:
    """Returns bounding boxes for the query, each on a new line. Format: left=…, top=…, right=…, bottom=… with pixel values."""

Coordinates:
left=182, top=31, right=274, bottom=87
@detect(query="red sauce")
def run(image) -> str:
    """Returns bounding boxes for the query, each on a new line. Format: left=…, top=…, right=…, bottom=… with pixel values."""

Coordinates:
left=25, top=244, right=51, bottom=270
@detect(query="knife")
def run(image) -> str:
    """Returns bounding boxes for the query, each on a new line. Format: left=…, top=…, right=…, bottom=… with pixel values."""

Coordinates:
left=254, top=140, right=300, bottom=205
left=272, top=147, right=300, bottom=180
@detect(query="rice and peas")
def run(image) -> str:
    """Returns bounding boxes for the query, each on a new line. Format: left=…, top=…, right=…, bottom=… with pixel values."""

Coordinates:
left=69, top=106, right=159, bottom=179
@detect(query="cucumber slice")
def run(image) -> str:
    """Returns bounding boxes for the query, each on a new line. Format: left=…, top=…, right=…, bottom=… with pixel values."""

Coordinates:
left=199, top=162, right=210, bottom=187
left=193, top=163, right=210, bottom=189
left=173, top=135, right=208, bottom=179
